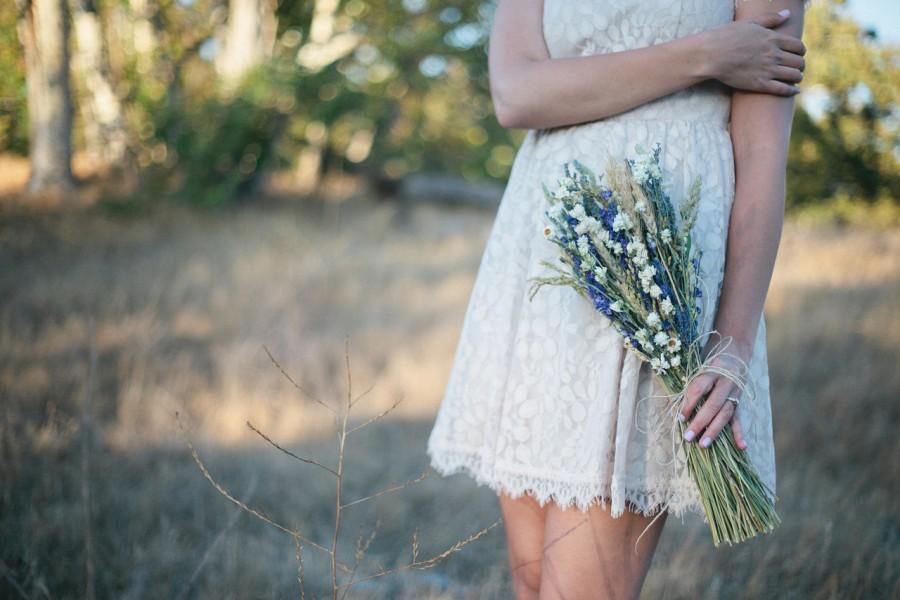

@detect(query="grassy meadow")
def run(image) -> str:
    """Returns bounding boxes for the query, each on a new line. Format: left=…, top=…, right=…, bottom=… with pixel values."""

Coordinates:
left=1, top=196, right=898, bottom=599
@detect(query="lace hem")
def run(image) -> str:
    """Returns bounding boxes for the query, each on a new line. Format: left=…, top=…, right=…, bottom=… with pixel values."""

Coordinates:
left=427, top=444, right=708, bottom=523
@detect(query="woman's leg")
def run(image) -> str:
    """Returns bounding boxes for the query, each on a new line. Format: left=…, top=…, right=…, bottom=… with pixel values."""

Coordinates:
left=498, top=490, right=549, bottom=600
left=538, top=501, right=668, bottom=600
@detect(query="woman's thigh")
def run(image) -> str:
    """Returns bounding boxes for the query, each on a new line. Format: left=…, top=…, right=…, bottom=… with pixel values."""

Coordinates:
left=498, top=490, right=549, bottom=599
left=539, top=500, right=669, bottom=600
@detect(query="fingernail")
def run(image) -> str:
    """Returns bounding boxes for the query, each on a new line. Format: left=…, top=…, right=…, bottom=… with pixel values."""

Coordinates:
left=683, top=430, right=695, bottom=442
left=778, top=9, right=790, bottom=17
left=677, top=413, right=686, bottom=423
left=700, top=436, right=712, bottom=448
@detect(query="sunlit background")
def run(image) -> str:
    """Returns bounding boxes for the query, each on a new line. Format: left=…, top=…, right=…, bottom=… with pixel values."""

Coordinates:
left=1, top=0, right=898, bottom=598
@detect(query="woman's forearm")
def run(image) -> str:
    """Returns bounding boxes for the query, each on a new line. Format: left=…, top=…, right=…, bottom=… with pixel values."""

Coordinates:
left=491, top=33, right=713, bottom=129
left=714, top=2, right=805, bottom=360
left=714, top=117, right=791, bottom=359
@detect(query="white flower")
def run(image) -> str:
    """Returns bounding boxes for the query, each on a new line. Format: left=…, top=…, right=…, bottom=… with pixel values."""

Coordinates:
left=612, top=212, right=633, bottom=232
left=660, top=228, right=672, bottom=243
left=609, top=300, right=623, bottom=313
left=660, top=297, right=674, bottom=316
left=667, top=337, right=682, bottom=353
left=549, top=203, right=567, bottom=219
left=635, top=199, right=647, bottom=213
left=626, top=239, right=649, bottom=266
left=649, top=284, right=662, bottom=299
left=670, top=355, right=681, bottom=367
left=576, top=234, right=591, bottom=257
left=577, top=216, right=600, bottom=235
left=553, top=187, right=568, bottom=200
left=638, top=265, right=657, bottom=292
left=653, top=331, right=669, bottom=347
left=593, top=265, right=607, bottom=280
left=650, top=355, right=671, bottom=373
left=569, top=203, right=587, bottom=220
left=646, top=311, right=661, bottom=329
left=594, top=228, right=611, bottom=246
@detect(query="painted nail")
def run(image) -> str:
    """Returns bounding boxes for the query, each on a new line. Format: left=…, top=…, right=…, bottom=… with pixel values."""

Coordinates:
left=683, top=430, right=695, bottom=442
left=778, top=9, right=790, bottom=17
left=700, top=436, right=712, bottom=448
left=677, top=413, right=686, bottom=423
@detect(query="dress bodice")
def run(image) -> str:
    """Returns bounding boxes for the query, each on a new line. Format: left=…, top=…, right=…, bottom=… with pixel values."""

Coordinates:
left=541, top=0, right=736, bottom=128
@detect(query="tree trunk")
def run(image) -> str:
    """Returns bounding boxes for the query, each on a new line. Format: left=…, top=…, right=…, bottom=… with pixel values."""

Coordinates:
left=70, top=0, right=127, bottom=168
left=16, top=0, right=75, bottom=196
left=216, top=0, right=277, bottom=90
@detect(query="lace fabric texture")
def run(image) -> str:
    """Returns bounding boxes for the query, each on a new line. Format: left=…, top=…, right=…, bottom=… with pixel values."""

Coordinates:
left=426, top=0, right=777, bottom=520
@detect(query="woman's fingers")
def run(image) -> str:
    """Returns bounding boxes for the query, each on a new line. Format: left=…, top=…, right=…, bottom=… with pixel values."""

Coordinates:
left=731, top=413, right=748, bottom=451
left=682, top=377, right=732, bottom=444
left=778, top=51, right=806, bottom=72
left=749, top=10, right=791, bottom=30
left=696, top=398, right=736, bottom=449
left=775, top=33, right=807, bottom=56
left=760, top=80, right=801, bottom=96
left=772, top=65, right=804, bottom=83
left=678, top=372, right=715, bottom=423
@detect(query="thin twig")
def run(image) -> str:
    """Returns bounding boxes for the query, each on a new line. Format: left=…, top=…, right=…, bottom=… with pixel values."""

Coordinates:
left=263, top=344, right=336, bottom=416
left=338, top=519, right=381, bottom=600
left=175, top=411, right=336, bottom=558
left=294, top=535, right=306, bottom=600
left=246, top=420, right=339, bottom=477
left=340, top=468, right=430, bottom=509
left=81, top=318, right=97, bottom=600
left=175, top=476, right=259, bottom=600
left=334, top=519, right=503, bottom=592
left=348, top=381, right=377, bottom=410
left=345, top=396, right=404, bottom=435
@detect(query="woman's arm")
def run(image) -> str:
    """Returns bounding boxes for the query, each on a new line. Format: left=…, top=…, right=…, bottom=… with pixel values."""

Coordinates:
left=489, top=0, right=806, bottom=129
left=678, top=0, right=806, bottom=450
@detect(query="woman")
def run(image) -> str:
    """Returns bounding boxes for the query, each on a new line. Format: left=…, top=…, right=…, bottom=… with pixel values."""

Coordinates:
left=426, top=0, right=806, bottom=598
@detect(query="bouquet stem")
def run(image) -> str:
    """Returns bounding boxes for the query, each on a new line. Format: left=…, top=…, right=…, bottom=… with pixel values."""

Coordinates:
left=676, top=404, right=780, bottom=546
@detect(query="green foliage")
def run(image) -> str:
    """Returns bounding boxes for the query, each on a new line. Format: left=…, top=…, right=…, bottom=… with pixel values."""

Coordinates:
left=0, top=0, right=896, bottom=213
left=787, top=0, right=900, bottom=210
left=0, top=2, right=28, bottom=154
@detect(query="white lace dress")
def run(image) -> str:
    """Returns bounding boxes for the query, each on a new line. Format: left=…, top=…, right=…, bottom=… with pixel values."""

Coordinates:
left=426, top=0, right=777, bottom=521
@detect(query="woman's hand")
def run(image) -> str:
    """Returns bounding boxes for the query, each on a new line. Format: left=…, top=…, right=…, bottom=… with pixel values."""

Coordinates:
left=677, top=347, right=752, bottom=451
left=701, top=10, right=806, bottom=96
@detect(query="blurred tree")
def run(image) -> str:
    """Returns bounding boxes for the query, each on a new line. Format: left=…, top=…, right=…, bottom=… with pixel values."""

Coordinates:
left=15, top=0, right=75, bottom=195
left=0, top=3, right=29, bottom=154
left=70, top=0, right=128, bottom=167
left=788, top=0, right=900, bottom=208
left=215, top=0, right=277, bottom=91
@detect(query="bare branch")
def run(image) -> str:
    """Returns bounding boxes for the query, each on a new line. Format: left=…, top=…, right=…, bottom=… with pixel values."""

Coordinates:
left=246, top=420, right=339, bottom=478
left=340, top=468, right=430, bottom=509
left=176, top=476, right=259, bottom=600
left=346, top=395, right=404, bottom=435
left=334, top=518, right=503, bottom=592
left=344, top=335, right=352, bottom=413
left=294, top=535, right=306, bottom=600
left=349, top=380, right=376, bottom=410
left=175, top=411, right=333, bottom=556
left=263, top=344, right=336, bottom=416
left=338, top=519, right=381, bottom=600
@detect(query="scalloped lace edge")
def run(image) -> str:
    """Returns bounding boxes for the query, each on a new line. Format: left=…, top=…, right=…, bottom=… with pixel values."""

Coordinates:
left=428, top=445, right=708, bottom=522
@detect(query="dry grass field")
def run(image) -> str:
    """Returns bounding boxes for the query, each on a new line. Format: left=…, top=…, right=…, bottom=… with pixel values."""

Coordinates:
left=1, top=195, right=898, bottom=599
